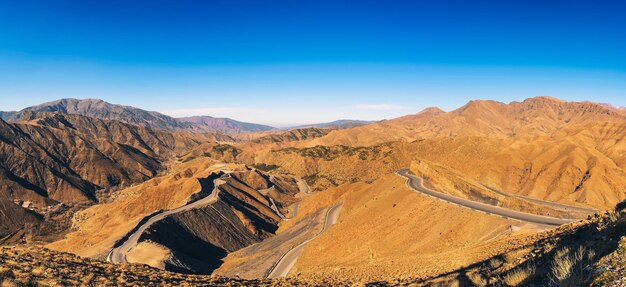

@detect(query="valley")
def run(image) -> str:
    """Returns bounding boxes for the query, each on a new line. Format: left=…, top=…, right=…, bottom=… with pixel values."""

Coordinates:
left=1, top=96, right=625, bottom=286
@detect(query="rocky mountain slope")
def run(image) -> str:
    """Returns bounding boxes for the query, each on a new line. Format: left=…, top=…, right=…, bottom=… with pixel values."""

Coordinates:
left=3, top=95, right=626, bottom=287
left=178, top=115, right=275, bottom=134
left=252, top=127, right=331, bottom=144
left=1, top=98, right=274, bottom=133
left=0, top=112, right=215, bottom=206
left=417, top=200, right=626, bottom=287
left=3, top=195, right=622, bottom=286
left=288, top=119, right=373, bottom=130
left=2, top=98, right=190, bottom=130
left=201, top=97, right=626, bottom=210
left=0, top=195, right=42, bottom=239
left=309, top=96, right=626, bottom=146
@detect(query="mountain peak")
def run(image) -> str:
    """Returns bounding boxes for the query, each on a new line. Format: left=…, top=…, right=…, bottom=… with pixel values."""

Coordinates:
left=2, top=98, right=275, bottom=134
left=417, top=106, right=445, bottom=115
left=524, top=96, right=566, bottom=103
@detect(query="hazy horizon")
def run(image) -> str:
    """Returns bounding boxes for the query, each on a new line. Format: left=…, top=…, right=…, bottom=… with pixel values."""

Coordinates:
left=3, top=94, right=624, bottom=128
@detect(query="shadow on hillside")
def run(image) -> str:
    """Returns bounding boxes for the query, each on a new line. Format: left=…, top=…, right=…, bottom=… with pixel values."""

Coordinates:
left=143, top=216, right=228, bottom=275
left=416, top=203, right=626, bottom=286
left=187, top=172, right=224, bottom=203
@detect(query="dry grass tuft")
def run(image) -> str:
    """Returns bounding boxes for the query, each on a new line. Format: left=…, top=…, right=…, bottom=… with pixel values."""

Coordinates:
left=502, top=264, right=536, bottom=286
left=468, top=271, right=488, bottom=287
left=1, top=279, right=18, bottom=287
left=551, top=246, right=596, bottom=286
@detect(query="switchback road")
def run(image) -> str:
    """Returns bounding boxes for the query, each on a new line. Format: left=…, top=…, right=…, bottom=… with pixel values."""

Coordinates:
left=398, top=169, right=575, bottom=226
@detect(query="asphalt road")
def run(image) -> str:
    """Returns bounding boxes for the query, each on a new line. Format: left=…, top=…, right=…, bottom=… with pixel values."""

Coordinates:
left=266, top=204, right=343, bottom=278
left=107, top=175, right=227, bottom=263
left=397, top=169, right=574, bottom=226
left=482, top=184, right=596, bottom=214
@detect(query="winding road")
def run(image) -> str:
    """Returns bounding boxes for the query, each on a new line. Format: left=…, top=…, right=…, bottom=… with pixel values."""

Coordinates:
left=107, top=174, right=227, bottom=263
left=481, top=184, right=596, bottom=214
left=266, top=204, right=343, bottom=278
left=398, top=169, right=576, bottom=226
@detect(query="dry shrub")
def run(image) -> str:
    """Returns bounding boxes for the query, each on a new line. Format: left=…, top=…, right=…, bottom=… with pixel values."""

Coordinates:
left=433, top=278, right=460, bottom=287
left=489, top=258, right=504, bottom=269
left=0, top=268, right=13, bottom=281
left=551, top=246, right=596, bottom=286
left=1, top=279, right=18, bottom=287
left=468, top=271, right=488, bottom=287
left=502, top=264, right=536, bottom=286
left=607, top=211, right=619, bottom=223
left=30, top=268, right=45, bottom=277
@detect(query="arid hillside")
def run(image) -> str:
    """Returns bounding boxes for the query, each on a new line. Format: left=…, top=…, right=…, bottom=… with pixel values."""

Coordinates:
left=252, top=127, right=331, bottom=145
left=0, top=111, right=228, bottom=241
left=415, top=200, right=626, bottom=287
left=46, top=159, right=236, bottom=258
left=2, top=96, right=626, bottom=287
left=308, top=96, right=626, bottom=146
left=2, top=198, right=623, bottom=286
left=178, top=115, right=275, bottom=134
left=0, top=112, right=216, bottom=206
left=1, top=98, right=192, bottom=131
left=0, top=195, right=42, bottom=239
left=186, top=97, right=626, bottom=210
left=47, top=157, right=301, bottom=276
left=406, top=122, right=626, bottom=209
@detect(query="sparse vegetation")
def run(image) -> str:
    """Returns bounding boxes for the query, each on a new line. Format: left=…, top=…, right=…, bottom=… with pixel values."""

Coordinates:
left=468, top=271, right=488, bottom=287
left=550, top=246, right=596, bottom=286
left=302, top=173, right=338, bottom=191
left=253, top=163, right=281, bottom=172
left=274, top=143, right=395, bottom=161
left=503, top=264, right=536, bottom=286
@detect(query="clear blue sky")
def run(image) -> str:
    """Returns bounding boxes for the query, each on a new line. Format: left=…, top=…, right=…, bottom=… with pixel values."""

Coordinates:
left=1, top=0, right=625, bottom=126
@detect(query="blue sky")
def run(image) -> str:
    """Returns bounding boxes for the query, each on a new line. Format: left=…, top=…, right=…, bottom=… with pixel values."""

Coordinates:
left=1, top=0, right=625, bottom=126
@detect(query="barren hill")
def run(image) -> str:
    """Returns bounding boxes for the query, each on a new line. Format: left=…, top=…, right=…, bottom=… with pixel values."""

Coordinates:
left=1, top=98, right=274, bottom=134
left=2, top=98, right=190, bottom=130
left=0, top=112, right=223, bottom=207
left=287, top=119, right=373, bottom=130
left=178, top=116, right=275, bottom=134
left=0, top=195, right=42, bottom=239
left=3, top=95, right=626, bottom=287
left=309, top=96, right=626, bottom=146
left=252, top=127, right=331, bottom=144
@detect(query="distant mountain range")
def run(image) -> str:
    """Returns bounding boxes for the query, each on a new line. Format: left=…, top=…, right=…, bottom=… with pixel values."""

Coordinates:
left=1, top=98, right=377, bottom=135
left=177, top=115, right=275, bottom=134
left=287, top=119, right=374, bottom=130
left=0, top=98, right=276, bottom=134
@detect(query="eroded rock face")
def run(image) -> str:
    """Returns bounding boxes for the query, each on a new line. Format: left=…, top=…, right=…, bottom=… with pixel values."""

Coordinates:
left=0, top=195, right=42, bottom=239
left=0, top=112, right=209, bottom=206
left=2, top=98, right=192, bottom=131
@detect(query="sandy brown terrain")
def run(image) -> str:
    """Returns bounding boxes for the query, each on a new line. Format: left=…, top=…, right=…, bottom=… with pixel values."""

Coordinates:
left=126, top=241, right=171, bottom=269
left=288, top=174, right=544, bottom=281
left=47, top=158, right=235, bottom=257
left=2, top=96, right=626, bottom=287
